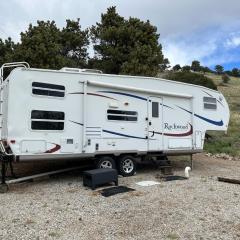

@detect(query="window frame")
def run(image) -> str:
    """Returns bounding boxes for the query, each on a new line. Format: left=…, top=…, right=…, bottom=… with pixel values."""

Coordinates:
left=203, top=96, right=217, bottom=110
left=30, top=110, right=65, bottom=131
left=107, top=109, right=138, bottom=122
left=32, top=82, right=66, bottom=99
left=31, top=121, right=65, bottom=131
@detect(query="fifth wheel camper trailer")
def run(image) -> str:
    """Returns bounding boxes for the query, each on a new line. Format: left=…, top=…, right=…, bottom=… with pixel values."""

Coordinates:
left=0, top=62, right=230, bottom=180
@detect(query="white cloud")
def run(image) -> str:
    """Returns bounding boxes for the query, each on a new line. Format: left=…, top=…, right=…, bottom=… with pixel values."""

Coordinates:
left=225, top=33, right=240, bottom=48
left=114, top=0, right=240, bottom=38
left=1, top=0, right=240, bottom=40
left=0, top=0, right=240, bottom=68
left=163, top=26, right=240, bottom=67
left=163, top=34, right=218, bottom=66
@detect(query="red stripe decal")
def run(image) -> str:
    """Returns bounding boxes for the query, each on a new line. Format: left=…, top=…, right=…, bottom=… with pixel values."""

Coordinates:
left=69, top=92, right=117, bottom=100
left=45, top=143, right=61, bottom=153
left=150, top=124, right=193, bottom=137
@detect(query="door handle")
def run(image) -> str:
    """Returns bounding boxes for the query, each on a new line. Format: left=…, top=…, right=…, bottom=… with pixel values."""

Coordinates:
left=149, top=122, right=152, bottom=126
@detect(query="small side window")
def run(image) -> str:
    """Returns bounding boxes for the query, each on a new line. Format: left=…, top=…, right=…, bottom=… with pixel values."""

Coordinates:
left=203, top=97, right=217, bottom=110
left=31, top=121, right=64, bottom=130
left=31, top=110, right=65, bottom=131
left=107, top=109, right=138, bottom=122
left=32, top=82, right=65, bottom=98
left=152, top=102, right=159, bottom=118
left=204, top=103, right=217, bottom=110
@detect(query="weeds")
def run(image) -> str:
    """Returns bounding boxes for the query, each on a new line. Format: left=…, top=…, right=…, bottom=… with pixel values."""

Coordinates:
left=204, top=73, right=240, bottom=157
left=167, top=233, right=179, bottom=239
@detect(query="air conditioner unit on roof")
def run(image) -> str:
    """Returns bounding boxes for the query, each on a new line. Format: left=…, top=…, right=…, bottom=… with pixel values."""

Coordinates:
left=60, top=67, right=102, bottom=74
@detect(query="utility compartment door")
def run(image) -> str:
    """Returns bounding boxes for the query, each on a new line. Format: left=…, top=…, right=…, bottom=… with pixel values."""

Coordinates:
left=148, top=96, right=163, bottom=151
left=21, top=140, right=46, bottom=154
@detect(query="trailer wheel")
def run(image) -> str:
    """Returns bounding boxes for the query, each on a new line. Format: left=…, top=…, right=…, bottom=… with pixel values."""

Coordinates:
left=118, top=155, right=136, bottom=177
left=96, top=156, right=116, bottom=169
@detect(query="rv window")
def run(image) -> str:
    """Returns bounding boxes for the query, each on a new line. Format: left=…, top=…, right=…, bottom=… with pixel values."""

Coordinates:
left=204, top=103, right=217, bottom=110
left=203, top=97, right=216, bottom=104
left=203, top=97, right=217, bottom=110
left=32, top=89, right=65, bottom=97
left=31, top=110, right=64, bottom=130
left=31, top=110, right=64, bottom=120
left=108, top=115, right=137, bottom=121
left=152, top=102, right=159, bottom=118
left=107, top=109, right=138, bottom=122
left=107, top=110, right=137, bottom=115
left=32, top=82, right=65, bottom=98
left=32, top=82, right=65, bottom=90
left=31, top=121, right=64, bottom=130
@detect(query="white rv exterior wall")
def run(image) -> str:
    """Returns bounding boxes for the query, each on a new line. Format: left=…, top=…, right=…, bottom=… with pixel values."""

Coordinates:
left=1, top=67, right=230, bottom=161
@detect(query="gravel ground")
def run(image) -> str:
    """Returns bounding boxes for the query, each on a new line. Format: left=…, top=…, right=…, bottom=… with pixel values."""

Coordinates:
left=0, top=153, right=240, bottom=240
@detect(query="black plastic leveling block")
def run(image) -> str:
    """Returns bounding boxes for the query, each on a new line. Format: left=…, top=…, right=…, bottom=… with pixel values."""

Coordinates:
left=83, top=168, right=118, bottom=190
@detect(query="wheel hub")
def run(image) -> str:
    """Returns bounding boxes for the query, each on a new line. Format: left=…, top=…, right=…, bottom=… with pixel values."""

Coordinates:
left=100, top=160, right=112, bottom=168
left=122, top=159, right=134, bottom=173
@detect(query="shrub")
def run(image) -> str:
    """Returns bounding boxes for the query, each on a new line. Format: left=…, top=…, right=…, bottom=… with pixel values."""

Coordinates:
left=182, top=65, right=191, bottom=72
left=165, top=71, right=217, bottom=90
left=222, top=74, right=230, bottom=84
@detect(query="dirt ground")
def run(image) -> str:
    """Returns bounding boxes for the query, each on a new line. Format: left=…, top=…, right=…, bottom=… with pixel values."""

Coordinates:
left=0, top=153, right=240, bottom=240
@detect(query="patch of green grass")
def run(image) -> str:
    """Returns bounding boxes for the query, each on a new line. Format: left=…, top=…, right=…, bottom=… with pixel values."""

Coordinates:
left=204, top=73, right=240, bottom=157
left=167, top=233, right=179, bottom=240
left=204, top=133, right=239, bottom=156
left=209, top=187, right=215, bottom=192
left=48, top=232, right=60, bottom=238
left=200, top=176, right=207, bottom=182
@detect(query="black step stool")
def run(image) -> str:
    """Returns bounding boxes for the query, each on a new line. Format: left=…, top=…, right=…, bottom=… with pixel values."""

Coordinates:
left=83, top=168, right=118, bottom=190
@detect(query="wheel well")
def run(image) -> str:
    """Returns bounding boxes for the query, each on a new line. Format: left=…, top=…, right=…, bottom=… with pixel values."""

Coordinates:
left=95, top=153, right=139, bottom=160
left=95, top=154, right=116, bottom=160
left=118, top=153, right=138, bottom=158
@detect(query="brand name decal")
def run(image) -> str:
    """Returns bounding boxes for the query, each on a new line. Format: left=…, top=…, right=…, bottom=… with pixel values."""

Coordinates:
left=164, top=123, right=188, bottom=131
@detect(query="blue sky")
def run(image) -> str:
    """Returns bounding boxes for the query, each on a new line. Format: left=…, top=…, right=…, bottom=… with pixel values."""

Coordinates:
left=0, top=0, right=240, bottom=70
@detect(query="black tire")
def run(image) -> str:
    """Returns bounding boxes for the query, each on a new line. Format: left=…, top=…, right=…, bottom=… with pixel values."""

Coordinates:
left=96, top=156, right=116, bottom=169
left=118, top=155, right=136, bottom=177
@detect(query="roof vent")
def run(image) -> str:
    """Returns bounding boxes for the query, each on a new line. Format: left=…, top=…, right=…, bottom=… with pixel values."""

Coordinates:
left=60, top=67, right=102, bottom=74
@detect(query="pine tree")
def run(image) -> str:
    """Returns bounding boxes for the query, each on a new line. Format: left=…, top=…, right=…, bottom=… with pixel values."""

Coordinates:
left=90, top=6, right=165, bottom=76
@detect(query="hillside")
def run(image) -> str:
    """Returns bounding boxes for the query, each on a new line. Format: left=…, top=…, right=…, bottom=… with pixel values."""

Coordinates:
left=204, top=72, right=240, bottom=156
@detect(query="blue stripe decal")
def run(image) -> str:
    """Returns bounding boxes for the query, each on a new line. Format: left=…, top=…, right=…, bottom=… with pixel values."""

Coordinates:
left=98, top=90, right=173, bottom=109
left=195, top=114, right=223, bottom=126
left=160, top=103, right=173, bottom=109
left=69, top=120, right=83, bottom=126
left=69, top=120, right=147, bottom=139
left=177, top=106, right=224, bottom=126
left=103, top=129, right=146, bottom=139
left=202, top=90, right=212, bottom=97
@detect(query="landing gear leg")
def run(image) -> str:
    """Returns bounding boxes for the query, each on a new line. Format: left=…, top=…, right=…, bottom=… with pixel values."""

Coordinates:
left=0, top=157, right=9, bottom=193
left=9, top=160, right=15, bottom=178
left=190, top=154, right=193, bottom=170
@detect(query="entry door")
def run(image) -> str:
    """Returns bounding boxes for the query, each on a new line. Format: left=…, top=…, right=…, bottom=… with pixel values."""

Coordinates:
left=148, top=97, right=163, bottom=151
